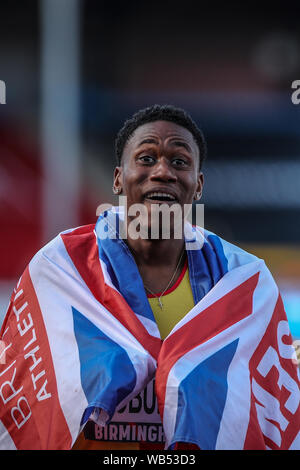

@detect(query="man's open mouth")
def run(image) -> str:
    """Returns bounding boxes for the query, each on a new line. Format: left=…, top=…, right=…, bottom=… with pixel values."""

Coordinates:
left=144, top=191, right=177, bottom=202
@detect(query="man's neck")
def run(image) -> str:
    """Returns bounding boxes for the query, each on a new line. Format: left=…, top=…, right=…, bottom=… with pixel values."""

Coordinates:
left=125, top=236, right=185, bottom=268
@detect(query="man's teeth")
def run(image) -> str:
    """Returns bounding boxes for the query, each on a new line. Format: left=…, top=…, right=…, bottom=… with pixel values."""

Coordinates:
left=146, top=192, right=176, bottom=200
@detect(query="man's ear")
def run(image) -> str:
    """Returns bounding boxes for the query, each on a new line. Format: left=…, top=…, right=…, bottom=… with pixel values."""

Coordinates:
left=194, top=172, right=204, bottom=200
left=113, top=166, right=123, bottom=194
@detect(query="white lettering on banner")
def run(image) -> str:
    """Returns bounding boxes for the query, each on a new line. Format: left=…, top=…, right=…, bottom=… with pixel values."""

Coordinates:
left=109, top=425, right=118, bottom=440
left=13, top=286, right=23, bottom=300
left=17, top=313, right=34, bottom=337
left=137, top=426, right=147, bottom=441
left=31, top=369, right=45, bottom=390
left=92, top=422, right=165, bottom=443
left=257, top=346, right=299, bottom=414
left=24, top=327, right=37, bottom=351
left=24, top=345, right=42, bottom=372
left=252, top=319, right=299, bottom=447
left=252, top=378, right=289, bottom=447
left=148, top=425, right=158, bottom=442
left=36, top=379, right=51, bottom=401
left=84, top=378, right=166, bottom=443
left=116, top=378, right=161, bottom=422
left=0, top=286, right=52, bottom=431
left=11, top=396, right=32, bottom=429
left=0, top=367, right=23, bottom=404
left=119, top=425, right=131, bottom=441
left=13, top=300, right=28, bottom=322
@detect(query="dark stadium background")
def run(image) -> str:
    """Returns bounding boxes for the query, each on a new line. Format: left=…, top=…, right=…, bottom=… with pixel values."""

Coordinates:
left=0, top=0, right=299, bottom=342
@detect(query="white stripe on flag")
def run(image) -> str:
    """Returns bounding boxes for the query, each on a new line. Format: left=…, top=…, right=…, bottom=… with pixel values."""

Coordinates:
left=0, top=420, right=17, bottom=449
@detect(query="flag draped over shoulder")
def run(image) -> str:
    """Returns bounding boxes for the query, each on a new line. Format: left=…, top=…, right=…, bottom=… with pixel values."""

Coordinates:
left=0, top=208, right=299, bottom=450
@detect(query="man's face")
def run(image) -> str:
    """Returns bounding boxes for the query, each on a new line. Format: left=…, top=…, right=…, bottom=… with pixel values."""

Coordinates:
left=113, top=120, right=204, bottom=238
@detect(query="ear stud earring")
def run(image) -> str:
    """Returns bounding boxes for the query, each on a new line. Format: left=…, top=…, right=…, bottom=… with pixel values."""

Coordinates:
left=113, top=187, right=122, bottom=195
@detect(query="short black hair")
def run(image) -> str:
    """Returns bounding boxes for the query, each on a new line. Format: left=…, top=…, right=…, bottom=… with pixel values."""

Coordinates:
left=115, top=104, right=207, bottom=170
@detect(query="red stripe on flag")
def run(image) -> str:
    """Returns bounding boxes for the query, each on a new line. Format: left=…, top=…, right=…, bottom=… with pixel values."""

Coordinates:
left=0, top=267, right=72, bottom=449
left=61, top=225, right=162, bottom=360
left=155, top=272, right=260, bottom=418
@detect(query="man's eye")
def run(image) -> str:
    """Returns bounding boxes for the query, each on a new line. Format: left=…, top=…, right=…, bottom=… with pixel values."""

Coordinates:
left=172, top=158, right=187, bottom=166
left=139, top=155, right=155, bottom=164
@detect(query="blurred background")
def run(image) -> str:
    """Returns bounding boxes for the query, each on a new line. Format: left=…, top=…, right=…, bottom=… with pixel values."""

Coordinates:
left=0, top=0, right=299, bottom=346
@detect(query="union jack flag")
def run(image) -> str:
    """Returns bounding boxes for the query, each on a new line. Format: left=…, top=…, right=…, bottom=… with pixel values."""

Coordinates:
left=0, top=209, right=299, bottom=449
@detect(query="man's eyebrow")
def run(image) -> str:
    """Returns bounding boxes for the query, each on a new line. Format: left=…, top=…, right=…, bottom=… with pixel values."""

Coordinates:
left=138, top=138, right=192, bottom=152
left=170, top=140, right=192, bottom=152
left=138, top=138, right=158, bottom=146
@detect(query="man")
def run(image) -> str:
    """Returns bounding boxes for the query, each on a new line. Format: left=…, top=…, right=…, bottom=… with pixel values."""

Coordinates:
left=74, top=105, right=205, bottom=450
left=0, top=105, right=299, bottom=450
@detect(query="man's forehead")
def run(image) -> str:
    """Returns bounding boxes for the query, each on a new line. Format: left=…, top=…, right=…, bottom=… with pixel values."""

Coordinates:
left=130, top=120, right=196, bottom=146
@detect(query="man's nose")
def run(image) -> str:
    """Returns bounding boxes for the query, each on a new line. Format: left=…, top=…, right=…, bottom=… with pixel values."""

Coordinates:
left=149, top=157, right=177, bottom=182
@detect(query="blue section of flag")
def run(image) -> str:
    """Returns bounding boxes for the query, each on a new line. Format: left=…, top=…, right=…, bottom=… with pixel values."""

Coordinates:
left=72, top=306, right=137, bottom=424
left=98, top=243, right=121, bottom=291
left=206, top=234, right=229, bottom=279
left=172, top=339, right=238, bottom=449
left=187, top=232, right=229, bottom=304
